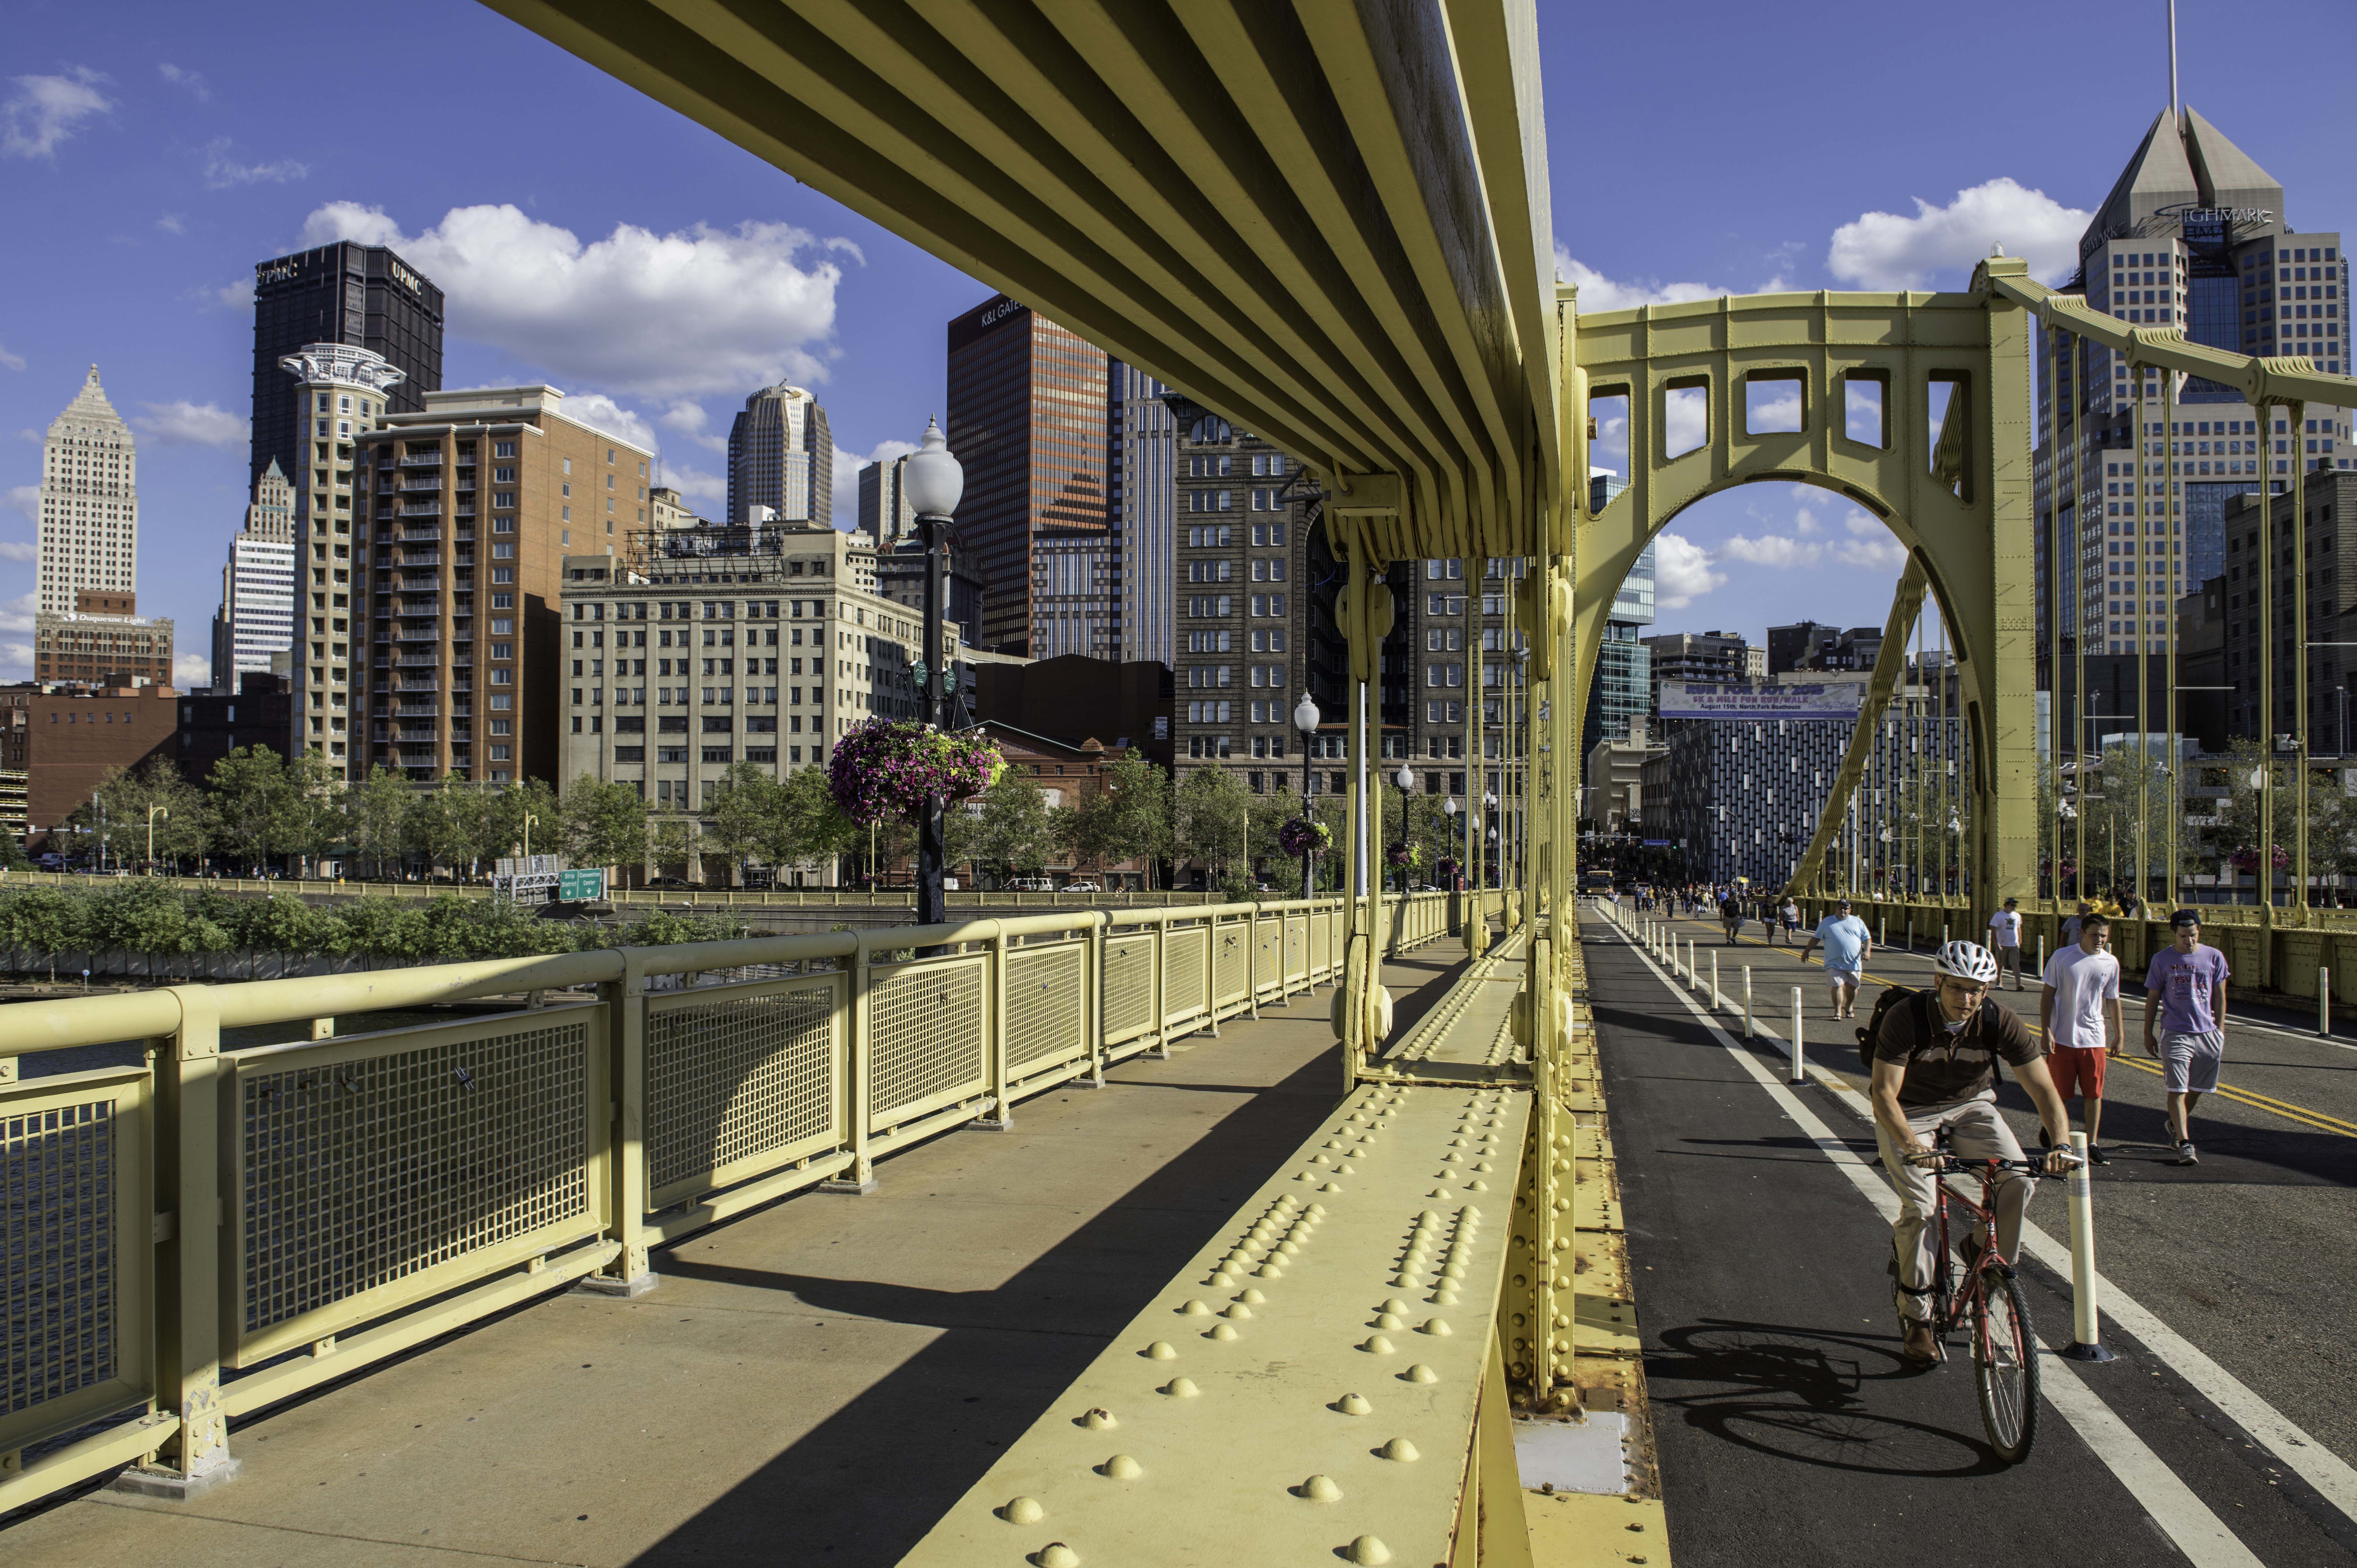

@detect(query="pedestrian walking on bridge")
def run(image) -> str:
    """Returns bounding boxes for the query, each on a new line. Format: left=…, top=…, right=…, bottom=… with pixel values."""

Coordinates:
left=1800, top=897, right=1873, bottom=1019
left=2144, top=910, right=2229, bottom=1166
left=1987, top=897, right=2026, bottom=990
left=2039, top=911, right=2122, bottom=1164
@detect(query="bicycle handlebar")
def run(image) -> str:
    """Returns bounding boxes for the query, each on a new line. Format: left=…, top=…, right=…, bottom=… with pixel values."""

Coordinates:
left=1909, top=1151, right=2079, bottom=1174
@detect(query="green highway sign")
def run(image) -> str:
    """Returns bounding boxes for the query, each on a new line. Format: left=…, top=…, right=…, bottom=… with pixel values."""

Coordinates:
left=559, top=867, right=607, bottom=901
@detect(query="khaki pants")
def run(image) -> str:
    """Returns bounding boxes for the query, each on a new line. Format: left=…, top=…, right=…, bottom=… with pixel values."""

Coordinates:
left=1874, top=1091, right=2036, bottom=1321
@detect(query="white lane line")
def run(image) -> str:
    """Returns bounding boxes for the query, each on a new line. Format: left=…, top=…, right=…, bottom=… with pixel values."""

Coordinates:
left=1600, top=914, right=2271, bottom=1568
left=1604, top=908, right=2357, bottom=1528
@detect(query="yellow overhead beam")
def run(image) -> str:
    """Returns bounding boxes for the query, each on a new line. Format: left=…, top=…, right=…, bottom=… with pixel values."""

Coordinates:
left=480, top=0, right=1562, bottom=563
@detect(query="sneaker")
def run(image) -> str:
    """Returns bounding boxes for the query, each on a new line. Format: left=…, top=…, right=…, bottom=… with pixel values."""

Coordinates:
left=2176, top=1140, right=2199, bottom=1166
left=2087, top=1144, right=2109, bottom=1166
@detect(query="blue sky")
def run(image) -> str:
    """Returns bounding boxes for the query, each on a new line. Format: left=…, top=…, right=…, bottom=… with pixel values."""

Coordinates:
left=3, top=0, right=2353, bottom=683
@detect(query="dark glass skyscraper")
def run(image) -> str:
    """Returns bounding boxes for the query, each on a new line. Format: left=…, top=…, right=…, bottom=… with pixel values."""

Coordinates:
left=251, top=243, right=443, bottom=494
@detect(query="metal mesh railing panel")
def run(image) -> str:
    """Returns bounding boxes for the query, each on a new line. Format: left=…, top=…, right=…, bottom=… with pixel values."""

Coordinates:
left=1285, top=914, right=1308, bottom=983
left=1214, top=924, right=1247, bottom=1006
left=645, top=978, right=838, bottom=1202
left=1164, top=925, right=1208, bottom=1022
left=2, top=1095, right=124, bottom=1426
left=1311, top=910, right=1333, bottom=971
left=868, top=955, right=986, bottom=1120
left=238, top=1018, right=591, bottom=1337
left=1103, top=933, right=1155, bottom=1043
left=1252, top=917, right=1280, bottom=993
left=1005, top=943, right=1087, bottom=1070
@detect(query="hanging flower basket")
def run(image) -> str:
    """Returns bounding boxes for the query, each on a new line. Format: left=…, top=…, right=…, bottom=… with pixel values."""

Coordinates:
left=1437, top=857, right=1461, bottom=881
left=2228, top=844, right=2292, bottom=871
left=1278, top=817, right=1332, bottom=859
left=828, top=719, right=1004, bottom=826
left=1385, top=843, right=1424, bottom=871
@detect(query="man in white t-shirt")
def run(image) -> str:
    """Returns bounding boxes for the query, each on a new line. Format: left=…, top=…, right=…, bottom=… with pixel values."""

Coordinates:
left=1987, top=897, right=2026, bottom=991
left=2039, top=910, right=2124, bottom=1162
left=1799, top=898, right=1874, bottom=1019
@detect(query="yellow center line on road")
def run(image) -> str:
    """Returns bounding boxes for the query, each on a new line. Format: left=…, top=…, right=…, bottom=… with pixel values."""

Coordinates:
left=1636, top=910, right=2356, bottom=1138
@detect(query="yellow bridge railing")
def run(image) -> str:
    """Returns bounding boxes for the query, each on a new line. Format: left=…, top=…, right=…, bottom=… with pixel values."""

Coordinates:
left=0, top=892, right=1458, bottom=1511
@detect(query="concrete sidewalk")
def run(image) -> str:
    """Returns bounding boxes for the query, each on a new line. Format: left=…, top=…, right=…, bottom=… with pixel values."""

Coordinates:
left=3, top=945, right=1470, bottom=1567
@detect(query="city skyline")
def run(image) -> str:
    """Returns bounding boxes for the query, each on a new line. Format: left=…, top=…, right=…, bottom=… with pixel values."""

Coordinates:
left=3, top=3, right=2354, bottom=688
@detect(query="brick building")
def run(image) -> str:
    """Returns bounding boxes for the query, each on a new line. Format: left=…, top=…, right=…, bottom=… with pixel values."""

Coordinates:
left=177, top=672, right=296, bottom=776
left=0, top=683, right=180, bottom=841
left=33, top=590, right=174, bottom=687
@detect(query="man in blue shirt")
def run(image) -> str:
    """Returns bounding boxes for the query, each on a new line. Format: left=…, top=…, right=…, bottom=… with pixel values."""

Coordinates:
left=1799, top=897, right=1874, bottom=1019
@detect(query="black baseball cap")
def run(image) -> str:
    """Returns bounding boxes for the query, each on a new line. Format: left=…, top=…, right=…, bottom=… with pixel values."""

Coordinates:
left=2170, top=908, right=2201, bottom=929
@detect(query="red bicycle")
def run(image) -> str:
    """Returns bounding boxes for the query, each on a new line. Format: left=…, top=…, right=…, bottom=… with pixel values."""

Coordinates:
left=1907, top=1143, right=2071, bottom=1464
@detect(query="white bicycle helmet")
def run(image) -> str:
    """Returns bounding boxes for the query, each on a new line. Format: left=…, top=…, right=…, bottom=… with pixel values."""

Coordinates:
left=1933, top=939, right=2000, bottom=985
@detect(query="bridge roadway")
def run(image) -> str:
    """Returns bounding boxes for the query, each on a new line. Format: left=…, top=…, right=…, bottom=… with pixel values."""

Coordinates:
left=2, top=943, right=1475, bottom=1566
left=1587, top=904, right=2357, bottom=1567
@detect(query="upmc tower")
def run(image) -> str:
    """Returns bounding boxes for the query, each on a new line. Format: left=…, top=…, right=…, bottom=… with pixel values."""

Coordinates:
left=249, top=242, right=446, bottom=493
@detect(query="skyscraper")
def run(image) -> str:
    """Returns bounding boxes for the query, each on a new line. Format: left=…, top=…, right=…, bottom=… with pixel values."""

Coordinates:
left=945, top=295, right=1110, bottom=654
left=1584, top=472, right=1653, bottom=758
left=2034, top=106, right=2349, bottom=750
left=35, top=366, right=137, bottom=617
left=856, top=452, right=913, bottom=546
left=251, top=242, right=443, bottom=494
left=1110, top=360, right=1176, bottom=666
left=211, top=459, right=297, bottom=692
left=727, top=382, right=832, bottom=529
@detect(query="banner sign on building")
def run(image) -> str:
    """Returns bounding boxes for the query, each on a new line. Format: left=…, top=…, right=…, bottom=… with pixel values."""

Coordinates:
left=1658, top=682, right=1864, bottom=721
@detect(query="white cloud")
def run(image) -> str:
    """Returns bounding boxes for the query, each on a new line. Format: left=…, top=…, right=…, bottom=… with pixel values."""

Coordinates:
left=6, top=484, right=39, bottom=523
left=1651, top=531, right=1725, bottom=610
left=1723, top=533, right=1819, bottom=569
left=295, top=201, right=846, bottom=400
left=211, top=276, right=254, bottom=310
left=204, top=139, right=308, bottom=189
left=3, top=69, right=111, bottom=159
left=1555, top=250, right=1727, bottom=312
left=1827, top=177, right=2087, bottom=291
left=158, top=63, right=209, bottom=102
left=0, top=540, right=34, bottom=564
left=555, top=392, right=659, bottom=454
left=0, top=592, right=34, bottom=636
left=0, top=643, right=28, bottom=675
left=133, top=400, right=248, bottom=451
left=173, top=651, right=211, bottom=688
left=0, top=343, right=22, bottom=371
left=657, top=400, right=727, bottom=452
left=663, top=462, right=726, bottom=508
left=155, top=214, right=184, bottom=235
left=1718, top=503, right=1907, bottom=574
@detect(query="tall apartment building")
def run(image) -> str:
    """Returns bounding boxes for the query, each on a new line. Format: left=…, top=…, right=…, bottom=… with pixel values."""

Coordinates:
left=946, top=295, right=1111, bottom=654
left=2035, top=106, right=2349, bottom=755
left=856, top=451, right=914, bottom=546
left=352, top=385, right=655, bottom=784
left=1585, top=473, right=1654, bottom=759
left=251, top=242, right=443, bottom=495
left=1111, top=361, right=1177, bottom=666
left=727, top=382, right=831, bottom=529
left=33, top=591, right=173, bottom=687
left=559, top=524, right=958, bottom=884
left=1032, top=532, right=1113, bottom=658
left=2213, top=477, right=2357, bottom=747
left=211, top=458, right=298, bottom=692
left=1641, top=630, right=1753, bottom=710
left=280, top=344, right=408, bottom=773
left=35, top=366, right=137, bottom=616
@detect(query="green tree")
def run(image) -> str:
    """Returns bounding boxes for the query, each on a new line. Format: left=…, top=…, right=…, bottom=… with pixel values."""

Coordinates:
left=206, top=746, right=293, bottom=873
left=562, top=775, right=649, bottom=873
left=772, top=765, right=856, bottom=874
left=707, top=762, right=785, bottom=881
left=1175, top=766, right=1253, bottom=884
left=401, top=778, right=476, bottom=878
left=961, top=772, right=1057, bottom=883
left=275, top=752, right=348, bottom=875
left=1062, top=748, right=1171, bottom=887
left=345, top=766, right=414, bottom=879
left=334, top=897, right=429, bottom=961
left=86, top=757, right=205, bottom=868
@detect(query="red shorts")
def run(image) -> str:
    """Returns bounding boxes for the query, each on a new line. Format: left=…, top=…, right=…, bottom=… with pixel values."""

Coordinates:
left=2045, top=1044, right=2108, bottom=1099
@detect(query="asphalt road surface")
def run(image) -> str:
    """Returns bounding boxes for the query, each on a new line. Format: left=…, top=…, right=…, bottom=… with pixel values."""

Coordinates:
left=1586, top=902, right=2357, bottom=1568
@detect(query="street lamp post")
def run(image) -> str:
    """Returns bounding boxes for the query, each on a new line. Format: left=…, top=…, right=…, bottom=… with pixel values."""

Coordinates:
left=1444, top=796, right=1458, bottom=888
left=147, top=806, right=167, bottom=872
left=1393, top=762, right=1414, bottom=890
left=905, top=417, right=964, bottom=930
left=523, top=811, right=537, bottom=860
left=1293, top=692, right=1320, bottom=898
left=1483, top=791, right=1498, bottom=889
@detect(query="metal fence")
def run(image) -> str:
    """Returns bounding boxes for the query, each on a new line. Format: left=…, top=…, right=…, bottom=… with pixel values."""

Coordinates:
left=0, top=891, right=1455, bottom=1511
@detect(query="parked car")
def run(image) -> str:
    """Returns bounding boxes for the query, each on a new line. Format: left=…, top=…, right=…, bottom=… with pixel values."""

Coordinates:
left=1009, top=877, right=1056, bottom=892
left=1061, top=880, right=1103, bottom=893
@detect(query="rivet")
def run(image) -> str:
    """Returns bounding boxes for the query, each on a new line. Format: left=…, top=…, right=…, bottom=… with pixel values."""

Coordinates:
left=1296, top=1474, right=1345, bottom=1502
left=1223, top=1303, right=1253, bottom=1320
left=1381, top=1297, right=1413, bottom=1315
left=1439, top=1152, right=1462, bottom=1165
left=1209, top=1271, right=1236, bottom=1287
left=1468, top=1179, right=1489, bottom=1192
left=1320, top=1182, right=1343, bottom=1192
left=1098, top=1453, right=1142, bottom=1479
left=1361, top=1334, right=1397, bottom=1354
left=1306, top=1204, right=1327, bottom=1216
left=1337, top=1163, right=1355, bottom=1174
left=1180, top=1299, right=1210, bottom=1316
left=1255, top=1263, right=1285, bottom=1278
left=1239, top=1288, right=1267, bottom=1304
left=1161, top=1377, right=1200, bottom=1397
left=1420, top=1318, right=1453, bottom=1337
left=1377, top=1436, right=1421, bottom=1462
left=1276, top=1240, right=1301, bottom=1256
left=1207, top=1323, right=1240, bottom=1341
left=1433, top=1288, right=1460, bottom=1305
left=1345, top=1534, right=1393, bottom=1564
left=1033, top=1545, right=1080, bottom=1568
left=1145, top=1341, right=1178, bottom=1360
left=1402, top=1364, right=1439, bottom=1383
left=1374, top=1312, right=1405, bottom=1331
left=1001, top=1496, right=1045, bottom=1524
left=1417, top=1210, right=1440, bottom=1223
left=1428, top=1188, right=1453, bottom=1199
left=1082, top=1407, right=1117, bottom=1429
left=1338, top=1393, right=1373, bottom=1415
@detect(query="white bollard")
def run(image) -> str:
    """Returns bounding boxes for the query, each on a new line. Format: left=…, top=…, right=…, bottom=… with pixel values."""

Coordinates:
left=1789, top=988, right=1805, bottom=1083
left=2059, top=1130, right=2116, bottom=1362
left=2322, top=967, right=2332, bottom=1038
left=1711, top=950, right=1722, bottom=1012
left=1743, top=967, right=1754, bottom=1039
left=2037, top=933, right=2046, bottom=984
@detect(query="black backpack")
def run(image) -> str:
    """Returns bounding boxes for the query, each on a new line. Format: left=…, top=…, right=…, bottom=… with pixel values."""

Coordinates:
left=1856, top=986, right=2006, bottom=1081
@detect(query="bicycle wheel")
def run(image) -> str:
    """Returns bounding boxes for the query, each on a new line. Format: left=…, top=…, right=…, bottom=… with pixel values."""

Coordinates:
left=1972, top=1269, right=2041, bottom=1463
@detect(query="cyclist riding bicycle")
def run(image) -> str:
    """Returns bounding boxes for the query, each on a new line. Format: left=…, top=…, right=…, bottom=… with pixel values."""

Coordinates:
left=1870, top=939, right=2076, bottom=1366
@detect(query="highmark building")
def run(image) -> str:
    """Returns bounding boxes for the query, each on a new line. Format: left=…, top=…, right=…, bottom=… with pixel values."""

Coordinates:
left=2036, top=105, right=2350, bottom=747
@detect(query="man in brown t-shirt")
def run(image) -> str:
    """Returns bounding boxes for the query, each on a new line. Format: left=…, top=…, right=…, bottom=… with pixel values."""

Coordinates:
left=1871, top=940, right=2076, bottom=1365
